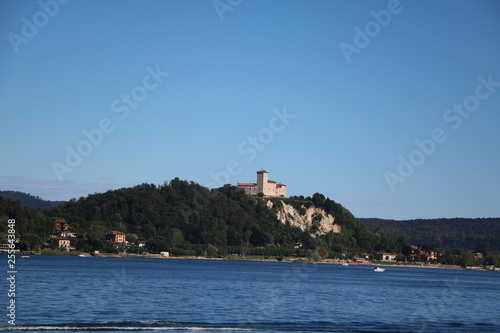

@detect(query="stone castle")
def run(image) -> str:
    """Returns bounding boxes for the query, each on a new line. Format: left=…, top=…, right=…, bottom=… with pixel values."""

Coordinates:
left=237, top=170, right=286, bottom=197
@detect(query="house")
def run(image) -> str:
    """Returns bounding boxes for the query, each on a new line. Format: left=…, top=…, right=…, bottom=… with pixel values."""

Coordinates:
left=420, top=250, right=438, bottom=261
left=105, top=231, right=126, bottom=243
left=137, top=241, right=147, bottom=248
left=375, top=252, right=399, bottom=261
left=52, top=237, right=71, bottom=248
left=294, top=242, right=304, bottom=249
left=237, top=170, right=287, bottom=197
left=53, top=219, right=69, bottom=231
left=56, top=231, right=77, bottom=238
left=409, top=245, right=420, bottom=254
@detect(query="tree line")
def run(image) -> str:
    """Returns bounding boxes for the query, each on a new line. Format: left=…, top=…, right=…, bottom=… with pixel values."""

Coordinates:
left=359, top=217, right=500, bottom=252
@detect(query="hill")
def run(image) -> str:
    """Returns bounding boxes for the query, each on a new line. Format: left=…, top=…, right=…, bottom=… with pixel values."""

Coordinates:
left=0, top=179, right=380, bottom=256
left=0, top=190, right=65, bottom=210
left=359, top=217, right=500, bottom=252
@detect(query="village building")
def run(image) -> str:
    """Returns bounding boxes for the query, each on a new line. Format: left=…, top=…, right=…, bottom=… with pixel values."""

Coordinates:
left=52, top=237, right=71, bottom=249
left=105, top=231, right=126, bottom=244
left=375, top=252, right=399, bottom=261
left=294, top=242, right=304, bottom=249
left=410, top=245, right=419, bottom=254
left=53, top=219, right=69, bottom=231
left=56, top=231, right=77, bottom=238
left=420, top=250, right=438, bottom=261
left=237, top=170, right=287, bottom=197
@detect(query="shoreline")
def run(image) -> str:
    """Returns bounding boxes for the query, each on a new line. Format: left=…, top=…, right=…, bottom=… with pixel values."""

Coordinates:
left=16, top=251, right=497, bottom=271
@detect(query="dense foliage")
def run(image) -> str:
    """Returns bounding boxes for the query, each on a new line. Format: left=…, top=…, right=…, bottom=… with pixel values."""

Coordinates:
left=359, top=218, right=500, bottom=252
left=0, top=190, right=65, bottom=209
left=1, top=179, right=381, bottom=255
left=2, top=181, right=498, bottom=264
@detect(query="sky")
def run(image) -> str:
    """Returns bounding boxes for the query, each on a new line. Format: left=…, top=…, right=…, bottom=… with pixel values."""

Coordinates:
left=1, top=0, right=499, bottom=220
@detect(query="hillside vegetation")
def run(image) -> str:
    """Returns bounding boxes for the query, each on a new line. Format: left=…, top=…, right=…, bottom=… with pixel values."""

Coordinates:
left=359, top=217, right=500, bottom=252
left=0, top=179, right=381, bottom=257
left=3, top=180, right=498, bottom=263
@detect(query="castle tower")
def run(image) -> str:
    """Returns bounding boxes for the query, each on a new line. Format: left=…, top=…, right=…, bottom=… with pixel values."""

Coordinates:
left=256, top=170, right=268, bottom=195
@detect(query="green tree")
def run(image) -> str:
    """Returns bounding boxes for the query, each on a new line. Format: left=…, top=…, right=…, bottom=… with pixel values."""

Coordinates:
left=127, top=233, right=139, bottom=245
left=460, top=253, right=478, bottom=267
left=170, top=228, right=184, bottom=248
left=147, top=237, right=169, bottom=253
left=75, top=239, right=90, bottom=252
left=20, top=233, right=42, bottom=251
left=312, top=193, right=325, bottom=206
left=308, top=250, right=321, bottom=262
left=206, top=244, right=218, bottom=258
left=422, top=242, right=436, bottom=252
left=317, top=246, right=329, bottom=260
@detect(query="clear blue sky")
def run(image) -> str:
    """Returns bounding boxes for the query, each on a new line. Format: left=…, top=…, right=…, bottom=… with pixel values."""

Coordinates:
left=1, top=0, right=499, bottom=219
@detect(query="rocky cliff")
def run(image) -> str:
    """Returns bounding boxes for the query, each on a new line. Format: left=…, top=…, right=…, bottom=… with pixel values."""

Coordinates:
left=268, top=200, right=341, bottom=237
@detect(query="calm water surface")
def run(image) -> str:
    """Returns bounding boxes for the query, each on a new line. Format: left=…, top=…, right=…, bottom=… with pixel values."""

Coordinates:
left=1, top=255, right=499, bottom=332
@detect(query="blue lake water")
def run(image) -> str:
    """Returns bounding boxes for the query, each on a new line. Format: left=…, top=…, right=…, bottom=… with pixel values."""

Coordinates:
left=1, top=255, right=500, bottom=332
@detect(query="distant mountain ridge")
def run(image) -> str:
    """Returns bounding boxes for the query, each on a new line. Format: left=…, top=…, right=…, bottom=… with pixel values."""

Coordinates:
left=0, top=190, right=66, bottom=210
left=359, top=217, right=500, bottom=252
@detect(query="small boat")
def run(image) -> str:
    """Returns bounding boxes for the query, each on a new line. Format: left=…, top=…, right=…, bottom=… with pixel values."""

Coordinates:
left=374, top=267, right=385, bottom=272
left=20, top=255, right=30, bottom=258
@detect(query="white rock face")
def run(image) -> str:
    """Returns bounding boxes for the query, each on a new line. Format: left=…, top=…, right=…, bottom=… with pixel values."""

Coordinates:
left=270, top=200, right=341, bottom=237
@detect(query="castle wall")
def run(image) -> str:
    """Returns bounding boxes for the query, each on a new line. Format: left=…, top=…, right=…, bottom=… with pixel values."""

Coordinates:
left=238, top=170, right=286, bottom=197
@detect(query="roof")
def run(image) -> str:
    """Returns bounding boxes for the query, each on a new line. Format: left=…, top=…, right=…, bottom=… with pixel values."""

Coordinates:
left=55, top=237, right=70, bottom=240
left=107, top=231, right=125, bottom=235
left=267, top=180, right=277, bottom=183
left=256, top=169, right=268, bottom=173
left=237, top=183, right=257, bottom=186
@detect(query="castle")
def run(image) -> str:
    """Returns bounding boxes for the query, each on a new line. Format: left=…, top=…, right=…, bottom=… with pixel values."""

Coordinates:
left=237, top=170, right=287, bottom=197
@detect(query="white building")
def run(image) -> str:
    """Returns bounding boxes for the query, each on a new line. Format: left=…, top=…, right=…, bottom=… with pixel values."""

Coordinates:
left=237, top=170, right=287, bottom=197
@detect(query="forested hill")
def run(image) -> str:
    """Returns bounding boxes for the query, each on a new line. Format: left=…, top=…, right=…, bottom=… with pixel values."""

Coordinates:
left=0, top=190, right=66, bottom=209
left=359, top=217, right=500, bottom=252
left=46, top=180, right=378, bottom=252
left=0, top=179, right=381, bottom=254
left=3, top=182, right=499, bottom=255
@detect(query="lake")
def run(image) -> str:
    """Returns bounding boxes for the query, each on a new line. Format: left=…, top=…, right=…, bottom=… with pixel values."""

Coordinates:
left=1, top=255, right=499, bottom=332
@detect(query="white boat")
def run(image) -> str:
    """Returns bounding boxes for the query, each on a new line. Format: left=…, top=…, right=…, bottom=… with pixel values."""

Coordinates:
left=373, top=267, right=385, bottom=272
